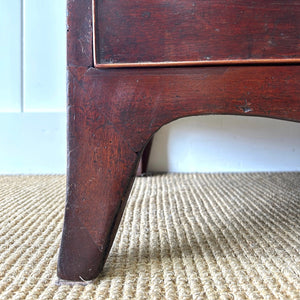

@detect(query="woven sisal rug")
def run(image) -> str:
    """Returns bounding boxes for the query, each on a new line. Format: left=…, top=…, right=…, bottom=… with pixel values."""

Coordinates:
left=0, top=173, right=299, bottom=299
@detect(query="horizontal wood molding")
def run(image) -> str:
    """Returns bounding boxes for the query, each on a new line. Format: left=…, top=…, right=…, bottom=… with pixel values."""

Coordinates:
left=94, top=58, right=300, bottom=69
left=93, top=0, right=300, bottom=68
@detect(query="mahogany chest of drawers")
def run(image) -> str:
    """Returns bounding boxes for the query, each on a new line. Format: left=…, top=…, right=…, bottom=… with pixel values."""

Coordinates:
left=57, top=0, right=300, bottom=282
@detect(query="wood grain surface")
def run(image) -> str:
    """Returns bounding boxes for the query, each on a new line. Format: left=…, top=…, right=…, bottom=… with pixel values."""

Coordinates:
left=58, top=63, right=300, bottom=281
left=93, top=0, right=300, bottom=67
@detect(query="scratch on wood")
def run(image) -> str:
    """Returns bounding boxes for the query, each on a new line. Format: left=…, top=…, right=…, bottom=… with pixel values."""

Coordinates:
left=240, top=100, right=253, bottom=113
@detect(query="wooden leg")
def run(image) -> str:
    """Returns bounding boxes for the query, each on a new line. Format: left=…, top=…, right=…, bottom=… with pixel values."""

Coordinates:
left=136, top=137, right=153, bottom=176
left=57, top=64, right=300, bottom=282
left=57, top=105, right=140, bottom=282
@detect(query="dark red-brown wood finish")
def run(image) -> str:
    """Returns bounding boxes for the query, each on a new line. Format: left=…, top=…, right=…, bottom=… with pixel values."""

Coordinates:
left=94, top=0, right=300, bottom=67
left=58, top=0, right=300, bottom=282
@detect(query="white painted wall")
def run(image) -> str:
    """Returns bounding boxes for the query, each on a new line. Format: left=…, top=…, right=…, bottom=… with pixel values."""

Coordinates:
left=0, top=1, right=67, bottom=174
left=0, top=1, right=299, bottom=174
left=0, top=1, right=22, bottom=112
left=148, top=116, right=300, bottom=173
left=23, top=0, right=66, bottom=112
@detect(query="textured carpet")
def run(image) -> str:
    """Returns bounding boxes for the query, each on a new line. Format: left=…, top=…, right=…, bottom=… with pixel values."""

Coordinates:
left=0, top=173, right=299, bottom=300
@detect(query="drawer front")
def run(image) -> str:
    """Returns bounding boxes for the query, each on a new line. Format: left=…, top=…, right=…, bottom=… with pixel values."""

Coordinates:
left=93, top=0, right=300, bottom=68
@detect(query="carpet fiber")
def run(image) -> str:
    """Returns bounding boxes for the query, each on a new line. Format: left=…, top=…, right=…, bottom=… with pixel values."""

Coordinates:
left=0, top=173, right=299, bottom=299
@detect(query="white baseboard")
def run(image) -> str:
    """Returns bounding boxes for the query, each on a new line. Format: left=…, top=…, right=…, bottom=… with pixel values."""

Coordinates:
left=0, top=113, right=66, bottom=174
